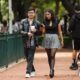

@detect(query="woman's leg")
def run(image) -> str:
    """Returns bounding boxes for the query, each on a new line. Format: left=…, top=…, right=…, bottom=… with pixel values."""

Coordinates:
left=45, top=48, right=57, bottom=78
left=50, top=48, right=57, bottom=69
left=49, top=48, right=57, bottom=78
left=45, top=48, right=51, bottom=68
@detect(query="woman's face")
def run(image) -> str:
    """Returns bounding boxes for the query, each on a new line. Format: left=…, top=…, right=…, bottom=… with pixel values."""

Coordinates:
left=45, top=11, right=51, bottom=20
left=27, top=10, right=36, bottom=19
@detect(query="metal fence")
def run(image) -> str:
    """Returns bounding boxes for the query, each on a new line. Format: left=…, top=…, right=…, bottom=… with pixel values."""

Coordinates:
left=0, top=33, right=24, bottom=68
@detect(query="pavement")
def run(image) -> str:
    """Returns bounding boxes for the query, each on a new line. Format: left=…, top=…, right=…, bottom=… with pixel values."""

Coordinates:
left=0, top=51, right=80, bottom=80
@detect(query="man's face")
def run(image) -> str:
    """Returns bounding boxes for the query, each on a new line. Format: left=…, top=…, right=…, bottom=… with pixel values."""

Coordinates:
left=27, top=10, right=35, bottom=19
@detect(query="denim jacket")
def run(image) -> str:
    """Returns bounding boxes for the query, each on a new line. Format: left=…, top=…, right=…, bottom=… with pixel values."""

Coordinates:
left=21, top=18, right=40, bottom=48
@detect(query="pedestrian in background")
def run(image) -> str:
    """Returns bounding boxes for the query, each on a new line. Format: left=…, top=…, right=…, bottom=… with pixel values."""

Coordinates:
left=69, top=5, right=80, bottom=70
left=1, top=20, right=8, bottom=33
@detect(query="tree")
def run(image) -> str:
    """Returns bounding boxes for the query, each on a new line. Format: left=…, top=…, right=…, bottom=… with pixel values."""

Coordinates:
left=60, top=0, right=80, bottom=16
left=60, top=0, right=74, bottom=16
left=12, top=0, right=56, bottom=21
left=55, top=0, right=60, bottom=15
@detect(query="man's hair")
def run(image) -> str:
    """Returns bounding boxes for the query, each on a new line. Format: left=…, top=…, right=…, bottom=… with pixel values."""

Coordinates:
left=25, top=7, right=36, bottom=18
left=26, top=7, right=36, bottom=13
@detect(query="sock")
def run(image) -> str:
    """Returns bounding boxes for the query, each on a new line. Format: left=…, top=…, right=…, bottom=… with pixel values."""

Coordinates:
left=73, top=59, right=77, bottom=64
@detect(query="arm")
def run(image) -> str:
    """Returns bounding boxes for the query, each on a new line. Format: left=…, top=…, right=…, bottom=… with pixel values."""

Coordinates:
left=20, top=20, right=28, bottom=35
left=58, top=23, right=64, bottom=47
left=20, top=20, right=33, bottom=37
left=20, top=31, right=27, bottom=35
left=1, top=27, right=4, bottom=33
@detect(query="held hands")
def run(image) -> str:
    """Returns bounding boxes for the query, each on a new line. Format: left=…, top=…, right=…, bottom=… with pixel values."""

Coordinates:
left=40, top=24, right=46, bottom=34
left=31, top=28, right=36, bottom=32
left=41, top=24, right=45, bottom=28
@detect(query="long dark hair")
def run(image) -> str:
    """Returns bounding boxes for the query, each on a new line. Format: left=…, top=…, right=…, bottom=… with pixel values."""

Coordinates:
left=44, top=9, right=56, bottom=21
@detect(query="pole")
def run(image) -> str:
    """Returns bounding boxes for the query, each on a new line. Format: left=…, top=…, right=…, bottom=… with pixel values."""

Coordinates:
left=8, top=0, right=13, bottom=34
left=0, top=0, right=2, bottom=22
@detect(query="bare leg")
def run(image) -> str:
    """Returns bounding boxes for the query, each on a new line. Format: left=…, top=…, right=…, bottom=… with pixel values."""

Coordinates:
left=70, top=50, right=78, bottom=70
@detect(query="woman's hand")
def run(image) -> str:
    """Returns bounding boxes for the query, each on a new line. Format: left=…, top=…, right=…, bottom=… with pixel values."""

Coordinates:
left=61, top=40, right=64, bottom=48
left=41, top=24, right=45, bottom=28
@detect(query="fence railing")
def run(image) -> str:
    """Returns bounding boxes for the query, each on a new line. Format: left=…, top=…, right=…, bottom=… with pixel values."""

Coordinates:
left=0, top=33, right=24, bottom=68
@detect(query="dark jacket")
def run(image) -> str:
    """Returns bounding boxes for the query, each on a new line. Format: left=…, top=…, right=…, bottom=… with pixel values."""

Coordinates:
left=21, top=18, right=41, bottom=47
left=69, top=13, right=80, bottom=39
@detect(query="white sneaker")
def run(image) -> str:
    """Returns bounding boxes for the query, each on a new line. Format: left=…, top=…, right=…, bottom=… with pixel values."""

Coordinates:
left=25, top=73, right=30, bottom=78
left=30, top=71, right=36, bottom=77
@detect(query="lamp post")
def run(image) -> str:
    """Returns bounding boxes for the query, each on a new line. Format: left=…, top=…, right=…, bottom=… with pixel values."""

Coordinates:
left=8, top=0, right=13, bottom=34
left=0, top=0, right=2, bottom=22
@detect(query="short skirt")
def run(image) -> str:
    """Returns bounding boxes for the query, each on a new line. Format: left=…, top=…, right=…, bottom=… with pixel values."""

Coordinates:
left=42, top=34, right=61, bottom=49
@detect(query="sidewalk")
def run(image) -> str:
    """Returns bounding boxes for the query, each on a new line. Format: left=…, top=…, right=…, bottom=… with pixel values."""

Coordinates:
left=0, top=52, right=80, bottom=80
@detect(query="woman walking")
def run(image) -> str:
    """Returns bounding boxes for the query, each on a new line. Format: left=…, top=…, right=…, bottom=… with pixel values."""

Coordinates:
left=42, top=9, right=64, bottom=78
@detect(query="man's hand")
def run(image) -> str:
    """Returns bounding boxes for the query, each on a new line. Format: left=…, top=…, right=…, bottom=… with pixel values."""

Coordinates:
left=28, top=32, right=33, bottom=37
left=31, top=26, right=36, bottom=32
left=31, top=28, right=36, bottom=32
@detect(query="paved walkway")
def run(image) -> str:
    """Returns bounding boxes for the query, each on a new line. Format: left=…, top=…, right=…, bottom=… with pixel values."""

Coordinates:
left=0, top=52, right=80, bottom=80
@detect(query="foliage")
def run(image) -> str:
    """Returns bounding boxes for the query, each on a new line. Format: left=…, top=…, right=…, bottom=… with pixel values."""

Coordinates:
left=58, top=2, right=67, bottom=19
left=0, top=0, right=8, bottom=20
left=1, top=0, right=80, bottom=21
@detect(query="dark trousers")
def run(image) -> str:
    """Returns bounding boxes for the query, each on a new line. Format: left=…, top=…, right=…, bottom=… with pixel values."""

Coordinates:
left=24, top=46, right=36, bottom=74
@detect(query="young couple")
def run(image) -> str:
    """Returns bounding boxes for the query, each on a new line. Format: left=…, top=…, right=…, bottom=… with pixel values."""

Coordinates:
left=20, top=7, right=64, bottom=78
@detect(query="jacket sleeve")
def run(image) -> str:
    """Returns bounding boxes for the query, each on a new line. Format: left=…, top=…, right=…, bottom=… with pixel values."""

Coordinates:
left=20, top=20, right=28, bottom=35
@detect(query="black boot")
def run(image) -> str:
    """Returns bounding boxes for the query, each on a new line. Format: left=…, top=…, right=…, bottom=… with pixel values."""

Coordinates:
left=70, top=59, right=78, bottom=70
left=49, top=69, right=54, bottom=78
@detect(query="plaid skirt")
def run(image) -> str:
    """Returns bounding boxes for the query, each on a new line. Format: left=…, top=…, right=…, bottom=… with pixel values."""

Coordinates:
left=42, top=34, right=61, bottom=49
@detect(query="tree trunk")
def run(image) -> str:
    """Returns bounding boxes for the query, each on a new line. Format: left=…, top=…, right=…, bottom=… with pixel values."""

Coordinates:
left=60, top=0, right=75, bottom=16
left=55, top=0, right=60, bottom=15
